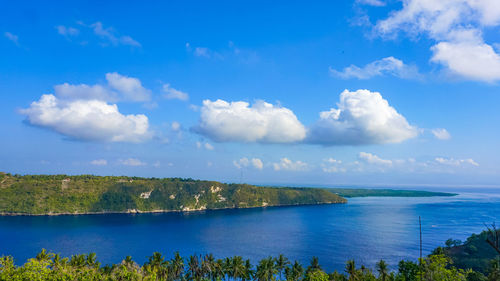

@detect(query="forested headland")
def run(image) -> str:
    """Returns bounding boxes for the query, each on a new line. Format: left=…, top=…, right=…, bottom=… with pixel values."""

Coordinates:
left=0, top=172, right=456, bottom=216
left=0, top=173, right=346, bottom=215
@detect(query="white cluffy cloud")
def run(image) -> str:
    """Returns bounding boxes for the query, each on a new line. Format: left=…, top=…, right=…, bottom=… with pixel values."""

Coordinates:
left=308, top=89, right=418, bottom=145
left=273, top=158, right=308, bottom=171
left=321, top=158, right=346, bottom=173
left=193, top=99, right=306, bottom=143
left=234, top=157, right=264, bottom=170
left=119, top=158, right=147, bottom=166
left=196, top=141, right=214, bottom=150
left=435, top=157, right=479, bottom=166
left=431, top=128, right=451, bottom=140
left=375, top=0, right=500, bottom=82
left=90, top=159, right=107, bottom=166
left=171, top=121, right=181, bottom=131
left=163, top=84, right=189, bottom=101
left=330, top=57, right=420, bottom=79
left=358, top=152, right=393, bottom=166
left=20, top=94, right=151, bottom=143
left=54, top=72, right=151, bottom=102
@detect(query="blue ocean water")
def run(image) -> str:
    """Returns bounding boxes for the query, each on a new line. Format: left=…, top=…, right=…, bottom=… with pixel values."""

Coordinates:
left=0, top=190, right=499, bottom=271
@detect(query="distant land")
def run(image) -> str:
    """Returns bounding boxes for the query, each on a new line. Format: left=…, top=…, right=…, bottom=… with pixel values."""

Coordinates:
left=327, top=188, right=457, bottom=198
left=0, top=173, right=455, bottom=216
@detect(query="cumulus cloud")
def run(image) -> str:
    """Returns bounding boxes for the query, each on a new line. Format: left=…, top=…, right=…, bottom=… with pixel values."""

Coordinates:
left=193, top=99, right=306, bottom=143
left=251, top=158, right=264, bottom=170
left=308, top=89, right=418, bottom=145
left=54, top=73, right=151, bottom=102
left=105, top=72, right=151, bottom=102
left=430, top=41, right=500, bottom=82
left=375, top=0, right=500, bottom=82
left=330, top=57, right=420, bottom=79
left=435, top=157, right=479, bottom=166
left=196, top=141, right=214, bottom=150
left=273, top=158, right=308, bottom=171
left=234, top=157, right=264, bottom=170
left=358, top=152, right=393, bottom=165
left=163, top=84, right=189, bottom=101
left=171, top=121, right=181, bottom=131
left=20, top=94, right=151, bottom=142
left=90, top=159, right=107, bottom=166
left=321, top=158, right=345, bottom=173
left=431, top=128, right=451, bottom=140
left=119, top=158, right=147, bottom=166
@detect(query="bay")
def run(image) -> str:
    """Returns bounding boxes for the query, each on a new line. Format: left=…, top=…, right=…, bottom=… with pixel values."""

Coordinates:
left=1, top=189, right=499, bottom=272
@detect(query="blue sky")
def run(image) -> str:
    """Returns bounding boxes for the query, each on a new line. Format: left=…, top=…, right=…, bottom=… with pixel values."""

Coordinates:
left=2, top=0, right=500, bottom=187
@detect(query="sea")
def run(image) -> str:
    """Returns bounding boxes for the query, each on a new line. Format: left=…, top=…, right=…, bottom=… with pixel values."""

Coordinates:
left=1, top=187, right=499, bottom=272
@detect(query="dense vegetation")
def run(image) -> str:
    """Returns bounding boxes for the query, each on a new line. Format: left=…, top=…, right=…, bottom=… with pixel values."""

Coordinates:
left=0, top=243, right=498, bottom=281
left=327, top=188, right=456, bottom=198
left=0, top=173, right=346, bottom=215
left=438, top=230, right=500, bottom=274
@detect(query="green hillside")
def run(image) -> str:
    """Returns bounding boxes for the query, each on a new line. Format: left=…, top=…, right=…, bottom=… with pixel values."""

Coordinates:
left=0, top=173, right=346, bottom=215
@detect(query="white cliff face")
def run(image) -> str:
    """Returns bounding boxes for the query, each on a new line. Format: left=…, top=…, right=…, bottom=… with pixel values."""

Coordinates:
left=140, top=190, right=153, bottom=199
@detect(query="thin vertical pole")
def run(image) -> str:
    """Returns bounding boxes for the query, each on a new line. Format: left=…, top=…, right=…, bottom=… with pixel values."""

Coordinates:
left=419, top=216, right=422, bottom=259
left=419, top=216, right=422, bottom=281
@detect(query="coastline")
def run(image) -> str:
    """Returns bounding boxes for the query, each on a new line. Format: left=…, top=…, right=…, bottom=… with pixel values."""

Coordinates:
left=0, top=200, right=347, bottom=217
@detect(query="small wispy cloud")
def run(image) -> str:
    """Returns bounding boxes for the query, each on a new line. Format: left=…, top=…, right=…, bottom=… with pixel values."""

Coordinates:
left=4, top=32, right=19, bottom=46
left=90, top=159, right=107, bottom=166
left=56, top=25, right=79, bottom=37
left=60, top=21, right=141, bottom=48
left=119, top=158, right=147, bottom=166
left=330, top=57, right=421, bottom=80
left=163, top=84, right=189, bottom=101
left=431, top=128, right=451, bottom=140
left=90, top=22, right=141, bottom=47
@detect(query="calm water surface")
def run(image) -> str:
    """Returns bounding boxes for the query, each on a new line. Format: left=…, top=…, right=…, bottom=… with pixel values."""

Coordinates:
left=1, top=190, right=499, bottom=271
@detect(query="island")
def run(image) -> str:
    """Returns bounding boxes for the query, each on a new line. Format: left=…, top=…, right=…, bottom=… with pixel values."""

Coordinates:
left=327, top=187, right=457, bottom=198
left=0, top=172, right=456, bottom=215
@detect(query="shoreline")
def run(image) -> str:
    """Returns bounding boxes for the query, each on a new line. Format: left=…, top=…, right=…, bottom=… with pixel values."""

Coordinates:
left=0, top=201, right=347, bottom=217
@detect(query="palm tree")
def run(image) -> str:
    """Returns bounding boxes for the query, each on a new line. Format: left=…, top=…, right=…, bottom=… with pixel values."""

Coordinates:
left=202, top=254, right=215, bottom=280
left=86, top=252, right=100, bottom=268
left=256, top=257, right=277, bottom=281
left=274, top=254, right=289, bottom=280
left=146, top=252, right=169, bottom=280
left=35, top=249, right=53, bottom=262
left=70, top=254, right=86, bottom=268
left=345, top=260, right=358, bottom=281
left=285, top=261, right=303, bottom=281
left=214, top=259, right=225, bottom=281
left=147, top=252, right=165, bottom=268
left=170, top=251, right=184, bottom=280
left=188, top=255, right=201, bottom=280
left=305, top=257, right=321, bottom=275
left=376, top=260, right=389, bottom=281
left=242, top=259, right=254, bottom=281
left=224, top=257, right=233, bottom=280
left=232, top=256, right=245, bottom=280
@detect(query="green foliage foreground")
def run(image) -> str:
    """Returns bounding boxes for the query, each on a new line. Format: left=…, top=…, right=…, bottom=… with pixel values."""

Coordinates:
left=0, top=249, right=498, bottom=281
